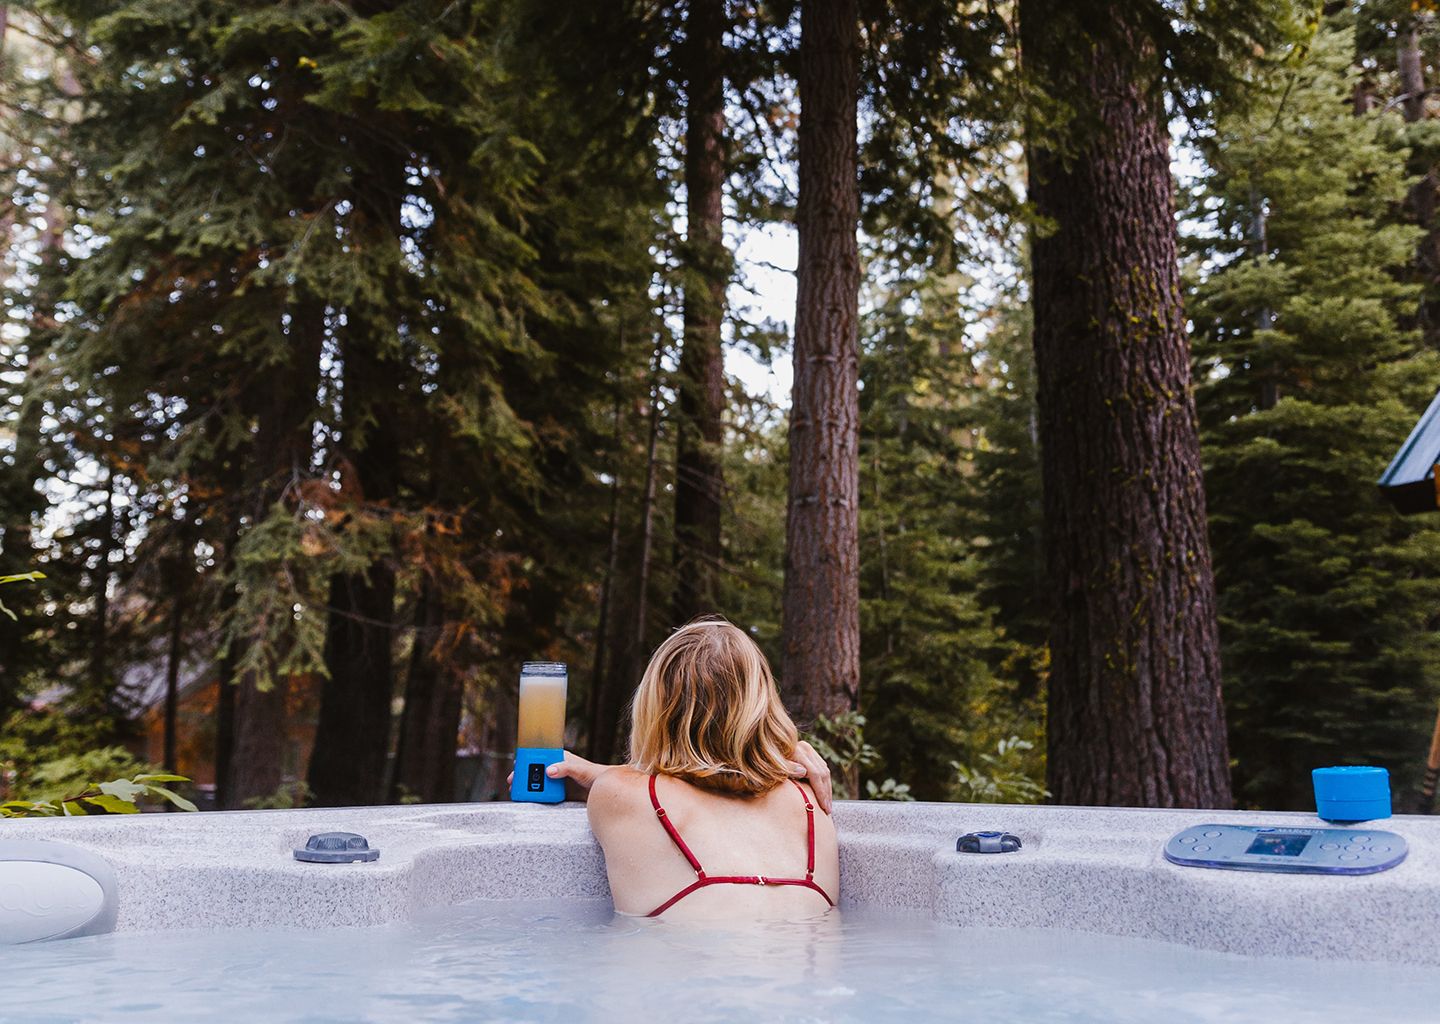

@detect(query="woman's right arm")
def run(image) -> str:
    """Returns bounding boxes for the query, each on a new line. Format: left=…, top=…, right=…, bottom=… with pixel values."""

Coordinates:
left=507, top=751, right=616, bottom=802
left=544, top=751, right=616, bottom=801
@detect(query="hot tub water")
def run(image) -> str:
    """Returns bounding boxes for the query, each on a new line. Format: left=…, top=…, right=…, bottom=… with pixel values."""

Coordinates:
left=4, top=899, right=1438, bottom=1023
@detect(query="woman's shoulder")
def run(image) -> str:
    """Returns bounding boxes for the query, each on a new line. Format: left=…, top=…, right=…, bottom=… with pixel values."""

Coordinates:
left=586, top=766, right=652, bottom=830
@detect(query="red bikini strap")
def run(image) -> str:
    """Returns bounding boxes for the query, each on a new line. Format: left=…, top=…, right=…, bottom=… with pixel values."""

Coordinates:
left=789, top=779, right=816, bottom=878
left=649, top=774, right=706, bottom=877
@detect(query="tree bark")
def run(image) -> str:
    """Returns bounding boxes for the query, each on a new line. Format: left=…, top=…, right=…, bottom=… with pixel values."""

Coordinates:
left=162, top=540, right=188, bottom=776
left=1021, top=0, right=1231, bottom=807
left=89, top=467, right=115, bottom=705
left=672, top=0, right=729, bottom=625
left=585, top=397, right=624, bottom=761
left=232, top=672, right=290, bottom=801
left=214, top=638, right=237, bottom=805
left=307, top=342, right=401, bottom=807
left=1398, top=22, right=1440, bottom=349
left=593, top=346, right=665, bottom=765
left=1399, top=25, right=1426, bottom=124
left=227, top=304, right=323, bottom=806
left=391, top=579, right=465, bottom=803
left=781, top=0, right=861, bottom=726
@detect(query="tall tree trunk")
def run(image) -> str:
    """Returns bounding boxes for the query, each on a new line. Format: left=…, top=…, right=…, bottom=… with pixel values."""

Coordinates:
left=1398, top=23, right=1440, bottom=349
left=89, top=467, right=114, bottom=708
left=781, top=0, right=861, bottom=727
left=672, top=0, right=729, bottom=624
left=213, top=517, right=240, bottom=809
left=162, top=540, right=188, bottom=776
left=391, top=579, right=465, bottom=803
left=1021, top=0, right=1231, bottom=807
left=232, top=673, right=290, bottom=802
left=594, top=346, right=665, bottom=765
left=1399, top=25, right=1426, bottom=124
left=227, top=304, right=323, bottom=806
left=308, top=342, right=401, bottom=807
left=585, top=397, right=625, bottom=760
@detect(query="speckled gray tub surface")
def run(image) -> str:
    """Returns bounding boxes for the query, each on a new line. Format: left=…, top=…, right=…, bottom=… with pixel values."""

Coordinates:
left=5, top=801, right=1438, bottom=964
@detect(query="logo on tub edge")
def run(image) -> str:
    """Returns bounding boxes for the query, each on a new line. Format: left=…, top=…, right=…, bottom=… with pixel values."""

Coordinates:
left=0, top=867, right=102, bottom=918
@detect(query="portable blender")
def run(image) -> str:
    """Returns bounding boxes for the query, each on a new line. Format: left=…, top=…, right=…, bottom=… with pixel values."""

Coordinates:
left=510, top=661, right=568, bottom=803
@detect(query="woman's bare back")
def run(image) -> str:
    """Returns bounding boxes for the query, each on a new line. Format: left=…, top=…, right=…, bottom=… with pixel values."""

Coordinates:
left=587, top=767, right=840, bottom=920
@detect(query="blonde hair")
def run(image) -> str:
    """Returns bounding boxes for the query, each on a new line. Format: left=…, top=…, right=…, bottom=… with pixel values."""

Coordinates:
left=628, top=618, right=799, bottom=795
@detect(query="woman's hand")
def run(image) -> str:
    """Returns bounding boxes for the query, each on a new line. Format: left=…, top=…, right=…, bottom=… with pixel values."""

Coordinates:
left=508, top=751, right=613, bottom=802
left=786, top=740, right=834, bottom=814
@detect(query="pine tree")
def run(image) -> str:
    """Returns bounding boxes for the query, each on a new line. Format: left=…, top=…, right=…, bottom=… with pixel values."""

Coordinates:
left=11, top=0, right=663, bottom=807
left=857, top=274, right=1007, bottom=799
left=1191, top=23, right=1440, bottom=810
left=1017, top=0, right=1290, bottom=806
left=672, top=0, right=729, bottom=625
left=782, top=0, right=862, bottom=727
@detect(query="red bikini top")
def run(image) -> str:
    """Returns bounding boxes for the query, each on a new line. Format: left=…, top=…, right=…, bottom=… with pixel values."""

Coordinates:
left=645, top=774, right=836, bottom=917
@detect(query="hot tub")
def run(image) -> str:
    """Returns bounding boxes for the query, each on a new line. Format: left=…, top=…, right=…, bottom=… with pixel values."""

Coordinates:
left=2, top=801, right=1438, bottom=1021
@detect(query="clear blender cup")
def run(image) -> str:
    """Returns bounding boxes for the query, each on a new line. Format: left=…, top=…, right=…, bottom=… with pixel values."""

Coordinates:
left=510, top=662, right=567, bottom=803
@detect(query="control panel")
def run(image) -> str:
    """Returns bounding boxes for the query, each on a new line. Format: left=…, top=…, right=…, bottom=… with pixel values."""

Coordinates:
left=1164, top=824, right=1407, bottom=875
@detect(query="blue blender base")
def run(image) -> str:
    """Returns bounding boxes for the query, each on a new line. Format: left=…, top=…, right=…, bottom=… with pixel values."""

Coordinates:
left=511, top=747, right=566, bottom=803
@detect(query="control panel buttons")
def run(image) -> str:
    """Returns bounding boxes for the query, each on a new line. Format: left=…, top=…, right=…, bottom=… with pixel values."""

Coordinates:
left=1165, top=824, right=1407, bottom=875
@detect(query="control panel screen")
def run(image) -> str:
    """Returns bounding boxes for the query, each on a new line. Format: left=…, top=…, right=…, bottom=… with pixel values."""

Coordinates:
left=1244, top=833, right=1312, bottom=857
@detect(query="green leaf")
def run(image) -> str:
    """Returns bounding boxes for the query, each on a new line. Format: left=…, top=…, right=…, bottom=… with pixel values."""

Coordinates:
left=146, top=786, right=198, bottom=813
left=133, top=773, right=190, bottom=784
left=81, top=794, right=139, bottom=814
left=0, top=572, right=45, bottom=585
left=98, top=778, right=148, bottom=803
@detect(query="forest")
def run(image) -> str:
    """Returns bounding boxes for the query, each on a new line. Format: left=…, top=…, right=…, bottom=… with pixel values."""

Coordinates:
left=3, top=0, right=1440, bottom=815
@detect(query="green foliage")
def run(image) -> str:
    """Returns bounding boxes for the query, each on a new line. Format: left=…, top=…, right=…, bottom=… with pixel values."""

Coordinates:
left=0, top=714, right=138, bottom=797
left=856, top=196, right=1046, bottom=802
left=1189, top=22, right=1440, bottom=810
left=18, top=747, right=152, bottom=802
left=863, top=777, right=915, bottom=802
left=3, top=770, right=197, bottom=818
left=801, top=711, right=914, bottom=801
left=10, top=0, right=1412, bottom=817
left=802, top=711, right=881, bottom=800
left=950, top=737, right=1050, bottom=804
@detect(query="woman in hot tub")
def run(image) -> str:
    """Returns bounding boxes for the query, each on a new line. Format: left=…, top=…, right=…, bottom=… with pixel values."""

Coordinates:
left=543, top=618, right=838, bottom=919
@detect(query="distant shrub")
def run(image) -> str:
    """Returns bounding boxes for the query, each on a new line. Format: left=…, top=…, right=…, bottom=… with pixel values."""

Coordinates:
left=950, top=736, right=1049, bottom=804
